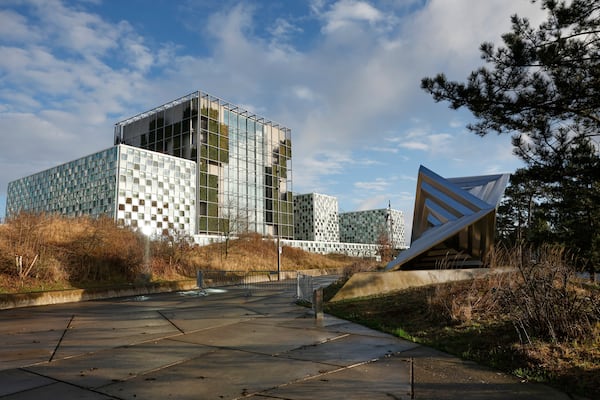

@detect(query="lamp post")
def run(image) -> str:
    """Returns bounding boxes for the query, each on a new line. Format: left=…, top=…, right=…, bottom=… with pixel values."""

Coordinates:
left=141, top=225, right=153, bottom=282
left=277, top=235, right=281, bottom=281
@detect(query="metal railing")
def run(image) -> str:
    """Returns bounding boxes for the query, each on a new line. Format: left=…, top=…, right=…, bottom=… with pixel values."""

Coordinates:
left=196, top=270, right=339, bottom=305
left=196, top=270, right=303, bottom=296
left=295, top=273, right=313, bottom=302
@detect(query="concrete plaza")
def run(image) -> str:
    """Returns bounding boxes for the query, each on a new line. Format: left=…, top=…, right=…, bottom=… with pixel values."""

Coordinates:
left=0, top=280, right=572, bottom=399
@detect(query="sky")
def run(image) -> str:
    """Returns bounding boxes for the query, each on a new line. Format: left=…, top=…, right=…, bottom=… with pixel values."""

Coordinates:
left=0, top=0, right=548, bottom=238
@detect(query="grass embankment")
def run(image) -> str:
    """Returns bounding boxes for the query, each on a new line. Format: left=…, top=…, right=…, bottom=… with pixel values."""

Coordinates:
left=0, top=213, right=371, bottom=294
left=324, top=255, right=600, bottom=399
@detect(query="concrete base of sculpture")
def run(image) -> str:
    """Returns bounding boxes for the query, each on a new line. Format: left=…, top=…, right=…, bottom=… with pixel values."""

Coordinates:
left=330, top=268, right=511, bottom=302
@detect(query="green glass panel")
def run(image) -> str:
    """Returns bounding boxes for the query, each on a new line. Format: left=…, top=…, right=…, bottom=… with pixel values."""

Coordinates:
left=199, top=186, right=207, bottom=200
left=208, top=174, right=218, bottom=188
left=207, top=217, right=219, bottom=231
left=199, top=216, right=208, bottom=231
left=207, top=202, right=218, bottom=217
left=199, top=172, right=207, bottom=186
left=208, top=187, right=218, bottom=203
left=219, top=218, right=229, bottom=232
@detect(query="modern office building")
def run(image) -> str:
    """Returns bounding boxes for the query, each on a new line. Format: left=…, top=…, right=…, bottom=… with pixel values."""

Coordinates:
left=6, top=89, right=408, bottom=259
left=339, top=207, right=406, bottom=249
left=6, top=145, right=196, bottom=236
left=114, top=91, right=293, bottom=239
left=293, top=193, right=339, bottom=242
left=7, top=90, right=292, bottom=239
left=291, top=193, right=406, bottom=257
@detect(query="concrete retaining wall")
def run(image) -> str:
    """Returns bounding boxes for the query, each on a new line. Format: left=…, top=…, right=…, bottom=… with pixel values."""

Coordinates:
left=0, top=268, right=347, bottom=310
left=0, top=280, right=198, bottom=310
left=330, top=268, right=510, bottom=302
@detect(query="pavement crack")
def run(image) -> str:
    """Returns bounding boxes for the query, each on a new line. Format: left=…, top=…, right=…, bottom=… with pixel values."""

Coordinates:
left=49, top=314, right=74, bottom=362
left=156, top=310, right=185, bottom=334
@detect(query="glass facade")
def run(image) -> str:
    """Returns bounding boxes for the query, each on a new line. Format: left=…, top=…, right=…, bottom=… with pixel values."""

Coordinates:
left=339, top=208, right=406, bottom=249
left=114, top=91, right=293, bottom=239
left=7, top=147, right=118, bottom=218
left=6, top=145, right=196, bottom=237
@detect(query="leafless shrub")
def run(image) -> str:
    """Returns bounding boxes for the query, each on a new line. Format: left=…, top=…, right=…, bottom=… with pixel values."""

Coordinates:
left=61, top=216, right=144, bottom=282
left=496, top=244, right=600, bottom=343
left=341, top=259, right=380, bottom=280
left=151, top=232, right=198, bottom=278
left=0, top=213, right=48, bottom=285
left=428, top=266, right=511, bottom=324
left=428, top=243, right=600, bottom=343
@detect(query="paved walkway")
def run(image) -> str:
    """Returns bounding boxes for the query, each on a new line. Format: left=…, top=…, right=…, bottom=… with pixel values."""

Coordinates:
left=0, top=281, right=573, bottom=399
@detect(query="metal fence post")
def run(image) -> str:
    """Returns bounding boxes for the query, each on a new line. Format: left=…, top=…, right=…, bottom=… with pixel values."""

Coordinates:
left=196, top=270, right=203, bottom=289
left=313, top=287, right=323, bottom=320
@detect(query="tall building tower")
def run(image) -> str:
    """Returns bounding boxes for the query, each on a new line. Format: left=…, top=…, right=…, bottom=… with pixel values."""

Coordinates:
left=114, top=91, right=293, bottom=238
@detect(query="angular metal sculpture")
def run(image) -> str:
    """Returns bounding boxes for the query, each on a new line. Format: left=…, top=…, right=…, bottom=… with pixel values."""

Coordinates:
left=386, top=166, right=510, bottom=271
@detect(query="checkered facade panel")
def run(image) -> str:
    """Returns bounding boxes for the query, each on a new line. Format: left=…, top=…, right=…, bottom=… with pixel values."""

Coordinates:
left=7, top=147, right=118, bottom=218
left=6, top=145, right=196, bottom=238
left=339, top=208, right=406, bottom=248
left=293, top=193, right=340, bottom=242
left=115, top=145, right=196, bottom=236
left=283, top=239, right=379, bottom=258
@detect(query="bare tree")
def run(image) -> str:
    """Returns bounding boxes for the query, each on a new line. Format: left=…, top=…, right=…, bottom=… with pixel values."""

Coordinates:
left=220, top=199, right=249, bottom=258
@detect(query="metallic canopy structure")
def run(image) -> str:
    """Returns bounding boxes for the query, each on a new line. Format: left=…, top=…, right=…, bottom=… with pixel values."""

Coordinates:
left=386, top=166, right=510, bottom=271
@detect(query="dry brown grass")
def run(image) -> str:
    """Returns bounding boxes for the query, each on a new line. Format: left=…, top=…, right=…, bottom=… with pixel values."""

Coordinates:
left=428, top=244, right=600, bottom=343
left=0, top=214, right=368, bottom=293
left=157, top=232, right=362, bottom=275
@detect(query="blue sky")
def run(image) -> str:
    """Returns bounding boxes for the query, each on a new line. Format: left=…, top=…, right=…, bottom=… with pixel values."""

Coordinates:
left=0, top=0, right=547, bottom=234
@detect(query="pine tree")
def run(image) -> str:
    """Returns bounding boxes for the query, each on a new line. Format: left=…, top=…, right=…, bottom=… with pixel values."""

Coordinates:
left=422, top=0, right=600, bottom=271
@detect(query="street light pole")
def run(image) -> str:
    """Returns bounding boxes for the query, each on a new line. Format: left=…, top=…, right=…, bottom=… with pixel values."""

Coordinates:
left=277, top=235, right=281, bottom=281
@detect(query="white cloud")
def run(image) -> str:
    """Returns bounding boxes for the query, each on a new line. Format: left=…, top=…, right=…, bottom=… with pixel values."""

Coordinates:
left=320, top=0, right=386, bottom=32
left=122, top=37, right=154, bottom=72
left=355, top=194, right=389, bottom=211
left=268, top=17, right=303, bottom=41
left=292, top=86, right=317, bottom=101
left=0, top=9, right=40, bottom=43
left=368, top=146, right=399, bottom=154
left=400, top=141, right=429, bottom=151
left=354, top=178, right=389, bottom=192
left=0, top=0, right=547, bottom=221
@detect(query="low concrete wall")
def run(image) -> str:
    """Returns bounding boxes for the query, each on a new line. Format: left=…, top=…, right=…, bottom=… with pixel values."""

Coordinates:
left=0, top=280, right=198, bottom=310
left=0, top=268, right=347, bottom=310
left=330, top=268, right=509, bottom=302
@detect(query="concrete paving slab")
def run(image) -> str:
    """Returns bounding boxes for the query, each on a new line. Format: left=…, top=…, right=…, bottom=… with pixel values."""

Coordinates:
left=172, top=319, right=344, bottom=355
left=49, top=313, right=181, bottom=360
left=401, top=346, right=572, bottom=400
left=99, top=347, right=337, bottom=400
left=0, top=310, right=73, bottom=369
left=0, top=281, right=577, bottom=400
left=1, top=382, right=114, bottom=400
left=249, top=313, right=332, bottom=331
left=281, top=333, right=419, bottom=366
left=273, top=314, right=396, bottom=337
left=323, top=319, right=404, bottom=337
left=162, top=303, right=262, bottom=318
left=0, top=311, right=72, bottom=335
left=0, top=369, right=56, bottom=397
left=0, top=329, right=64, bottom=370
left=256, top=354, right=412, bottom=400
left=25, top=339, right=215, bottom=389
